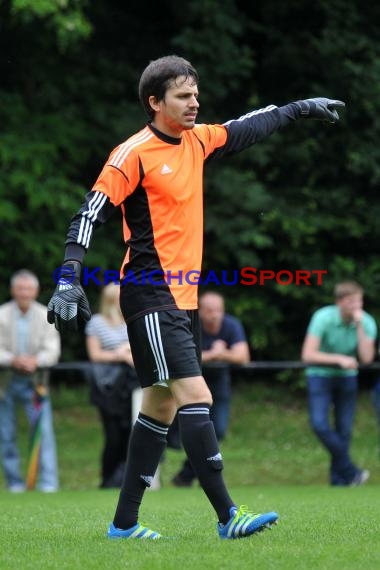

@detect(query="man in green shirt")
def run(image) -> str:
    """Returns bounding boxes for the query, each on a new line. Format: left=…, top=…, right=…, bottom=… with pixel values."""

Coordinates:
left=301, top=281, right=377, bottom=485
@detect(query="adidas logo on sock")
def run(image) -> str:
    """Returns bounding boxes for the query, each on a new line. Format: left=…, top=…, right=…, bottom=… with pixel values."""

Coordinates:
left=140, top=475, right=153, bottom=487
left=207, top=453, right=222, bottom=462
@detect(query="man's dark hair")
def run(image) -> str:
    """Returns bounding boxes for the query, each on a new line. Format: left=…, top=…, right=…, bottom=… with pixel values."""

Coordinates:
left=138, top=55, right=198, bottom=120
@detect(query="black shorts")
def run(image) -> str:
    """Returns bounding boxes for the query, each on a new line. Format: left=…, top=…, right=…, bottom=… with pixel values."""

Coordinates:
left=126, top=309, right=202, bottom=388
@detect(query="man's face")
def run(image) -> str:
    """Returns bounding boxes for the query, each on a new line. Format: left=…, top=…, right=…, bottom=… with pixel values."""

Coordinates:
left=150, top=76, right=199, bottom=136
left=11, top=278, right=39, bottom=312
left=337, top=293, right=363, bottom=320
left=199, top=294, right=224, bottom=332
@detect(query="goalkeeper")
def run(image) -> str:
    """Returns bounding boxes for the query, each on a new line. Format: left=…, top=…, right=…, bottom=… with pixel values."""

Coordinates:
left=47, top=54, right=345, bottom=540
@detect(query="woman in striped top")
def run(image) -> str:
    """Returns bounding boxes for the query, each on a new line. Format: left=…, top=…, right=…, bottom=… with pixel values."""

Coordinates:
left=85, top=283, right=135, bottom=488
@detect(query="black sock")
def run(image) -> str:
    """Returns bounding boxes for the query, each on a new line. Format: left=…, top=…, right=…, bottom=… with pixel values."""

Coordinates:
left=113, top=413, right=168, bottom=529
left=178, top=403, right=234, bottom=524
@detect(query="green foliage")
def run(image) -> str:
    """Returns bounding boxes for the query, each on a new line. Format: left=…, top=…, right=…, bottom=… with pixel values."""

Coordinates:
left=172, top=0, right=254, bottom=118
left=1, top=0, right=380, bottom=366
left=10, top=0, right=92, bottom=51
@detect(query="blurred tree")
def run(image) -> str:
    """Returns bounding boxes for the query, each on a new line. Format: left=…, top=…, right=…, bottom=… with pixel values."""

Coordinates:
left=1, top=0, right=379, bottom=364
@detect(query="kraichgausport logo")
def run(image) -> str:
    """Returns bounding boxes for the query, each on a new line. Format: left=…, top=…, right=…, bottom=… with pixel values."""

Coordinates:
left=52, top=267, right=328, bottom=287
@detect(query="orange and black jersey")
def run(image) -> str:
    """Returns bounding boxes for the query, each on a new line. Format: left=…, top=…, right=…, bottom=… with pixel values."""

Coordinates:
left=65, top=102, right=303, bottom=322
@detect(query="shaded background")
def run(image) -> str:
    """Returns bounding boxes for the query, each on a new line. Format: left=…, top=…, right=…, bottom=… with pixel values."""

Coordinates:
left=2, top=0, right=380, bottom=373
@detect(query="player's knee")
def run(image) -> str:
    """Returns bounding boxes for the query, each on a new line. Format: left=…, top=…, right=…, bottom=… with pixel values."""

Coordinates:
left=171, top=376, right=212, bottom=407
left=141, top=390, right=176, bottom=424
left=200, top=387, right=213, bottom=407
left=156, top=399, right=177, bottom=424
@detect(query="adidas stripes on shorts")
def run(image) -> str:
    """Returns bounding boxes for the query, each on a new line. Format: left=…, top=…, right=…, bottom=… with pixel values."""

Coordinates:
left=126, top=309, right=202, bottom=388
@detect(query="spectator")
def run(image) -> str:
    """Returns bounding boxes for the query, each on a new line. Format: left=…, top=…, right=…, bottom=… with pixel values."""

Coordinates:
left=85, top=282, right=136, bottom=488
left=0, top=269, right=60, bottom=492
left=172, top=291, right=249, bottom=486
left=301, top=281, right=377, bottom=486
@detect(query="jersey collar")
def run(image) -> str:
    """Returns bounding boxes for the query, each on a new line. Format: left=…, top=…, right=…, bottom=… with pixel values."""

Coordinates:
left=147, top=123, right=182, bottom=145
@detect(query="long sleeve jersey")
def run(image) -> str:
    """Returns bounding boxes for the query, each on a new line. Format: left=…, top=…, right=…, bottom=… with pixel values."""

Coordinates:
left=65, top=103, right=303, bottom=322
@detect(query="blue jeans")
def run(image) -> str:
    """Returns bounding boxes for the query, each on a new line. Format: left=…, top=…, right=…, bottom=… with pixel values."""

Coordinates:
left=372, top=379, right=380, bottom=458
left=307, top=374, right=359, bottom=485
left=372, top=379, right=380, bottom=425
left=0, top=376, right=59, bottom=490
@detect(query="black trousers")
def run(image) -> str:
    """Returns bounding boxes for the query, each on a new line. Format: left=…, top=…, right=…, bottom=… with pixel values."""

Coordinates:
left=99, top=410, right=131, bottom=488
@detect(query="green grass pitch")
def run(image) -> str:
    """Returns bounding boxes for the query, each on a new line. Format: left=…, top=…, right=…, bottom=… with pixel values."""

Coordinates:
left=0, top=380, right=379, bottom=569
left=0, top=485, right=379, bottom=570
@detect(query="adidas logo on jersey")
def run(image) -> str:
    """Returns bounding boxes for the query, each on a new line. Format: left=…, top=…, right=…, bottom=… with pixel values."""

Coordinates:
left=160, top=164, right=173, bottom=175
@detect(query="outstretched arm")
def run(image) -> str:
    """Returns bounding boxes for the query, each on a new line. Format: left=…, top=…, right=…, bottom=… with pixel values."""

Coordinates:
left=208, top=98, right=345, bottom=159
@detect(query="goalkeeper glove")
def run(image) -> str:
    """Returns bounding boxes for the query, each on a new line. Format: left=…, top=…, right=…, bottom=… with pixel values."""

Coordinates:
left=295, top=98, right=345, bottom=123
left=47, top=261, right=91, bottom=333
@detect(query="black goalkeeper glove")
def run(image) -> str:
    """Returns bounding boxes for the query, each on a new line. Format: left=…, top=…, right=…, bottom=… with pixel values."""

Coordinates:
left=47, top=261, right=91, bottom=333
left=295, top=98, right=345, bottom=123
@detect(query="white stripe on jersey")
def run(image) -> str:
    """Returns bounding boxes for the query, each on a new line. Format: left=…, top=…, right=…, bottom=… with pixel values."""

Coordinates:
left=77, top=191, right=107, bottom=248
left=223, top=105, right=278, bottom=126
left=111, top=129, right=154, bottom=169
